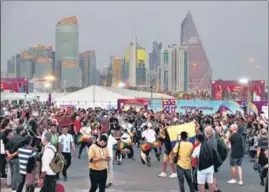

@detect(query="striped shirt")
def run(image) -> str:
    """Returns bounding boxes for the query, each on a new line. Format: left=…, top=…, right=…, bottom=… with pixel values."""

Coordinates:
left=18, top=147, right=36, bottom=175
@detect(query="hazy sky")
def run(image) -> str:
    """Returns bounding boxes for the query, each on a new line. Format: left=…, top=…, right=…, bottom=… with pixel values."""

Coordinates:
left=1, top=1, right=268, bottom=81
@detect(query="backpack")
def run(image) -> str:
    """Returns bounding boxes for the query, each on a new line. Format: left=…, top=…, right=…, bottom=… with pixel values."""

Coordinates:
left=198, top=142, right=214, bottom=171
left=217, top=138, right=228, bottom=162
left=48, top=147, right=65, bottom=173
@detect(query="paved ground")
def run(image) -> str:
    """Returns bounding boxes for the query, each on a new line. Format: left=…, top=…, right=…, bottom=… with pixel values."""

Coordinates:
left=1, top=147, right=265, bottom=192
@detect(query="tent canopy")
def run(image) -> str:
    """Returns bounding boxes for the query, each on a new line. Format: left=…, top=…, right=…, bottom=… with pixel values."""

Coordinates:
left=55, top=85, right=175, bottom=108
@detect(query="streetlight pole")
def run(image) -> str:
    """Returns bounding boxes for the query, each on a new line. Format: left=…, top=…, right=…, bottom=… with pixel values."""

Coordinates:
left=247, top=85, right=250, bottom=114
left=150, top=85, right=153, bottom=109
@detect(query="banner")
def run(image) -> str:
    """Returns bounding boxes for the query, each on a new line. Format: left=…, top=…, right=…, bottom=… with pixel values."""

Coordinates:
left=149, top=100, right=267, bottom=115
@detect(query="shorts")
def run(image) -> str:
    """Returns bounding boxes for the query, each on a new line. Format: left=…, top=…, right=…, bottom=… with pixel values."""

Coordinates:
left=197, top=172, right=214, bottom=184
left=163, top=152, right=174, bottom=164
left=230, top=157, right=243, bottom=167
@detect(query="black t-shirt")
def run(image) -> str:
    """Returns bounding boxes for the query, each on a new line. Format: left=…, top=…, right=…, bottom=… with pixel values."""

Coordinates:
left=258, top=137, right=268, bottom=151
left=230, top=132, right=244, bottom=158
left=28, top=120, right=38, bottom=136
left=6, top=134, right=24, bottom=159
left=109, top=117, right=118, bottom=129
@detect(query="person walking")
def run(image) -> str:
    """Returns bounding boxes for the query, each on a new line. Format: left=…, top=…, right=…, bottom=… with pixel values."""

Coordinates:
left=78, top=121, right=92, bottom=159
left=17, top=136, right=36, bottom=192
left=173, top=131, right=194, bottom=192
left=158, top=127, right=177, bottom=178
left=88, top=135, right=111, bottom=192
left=58, top=126, right=78, bottom=181
left=38, top=131, right=56, bottom=192
left=106, top=132, right=117, bottom=187
left=192, top=128, right=215, bottom=192
left=227, top=124, right=245, bottom=185
left=5, top=127, right=25, bottom=192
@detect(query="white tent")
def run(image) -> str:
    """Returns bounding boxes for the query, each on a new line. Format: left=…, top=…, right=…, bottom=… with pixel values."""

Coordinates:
left=55, top=85, right=175, bottom=109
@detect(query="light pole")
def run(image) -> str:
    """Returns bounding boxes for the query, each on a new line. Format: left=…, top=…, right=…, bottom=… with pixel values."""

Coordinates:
left=150, top=85, right=153, bottom=109
left=239, top=78, right=250, bottom=114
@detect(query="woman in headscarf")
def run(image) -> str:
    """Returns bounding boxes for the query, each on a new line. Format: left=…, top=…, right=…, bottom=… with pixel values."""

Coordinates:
left=88, top=135, right=110, bottom=192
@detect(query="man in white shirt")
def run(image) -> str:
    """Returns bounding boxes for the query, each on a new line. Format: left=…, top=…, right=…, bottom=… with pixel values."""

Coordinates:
left=105, top=133, right=117, bottom=187
left=39, top=131, right=57, bottom=192
left=58, top=126, right=77, bottom=182
left=121, top=119, right=133, bottom=133
left=141, top=125, right=160, bottom=166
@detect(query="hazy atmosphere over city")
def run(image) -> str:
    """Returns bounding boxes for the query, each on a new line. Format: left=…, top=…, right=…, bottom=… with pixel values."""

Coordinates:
left=1, top=1, right=268, bottom=80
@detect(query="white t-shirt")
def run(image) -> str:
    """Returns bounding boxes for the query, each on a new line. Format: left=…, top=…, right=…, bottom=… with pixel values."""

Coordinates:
left=107, top=134, right=117, bottom=157
left=192, top=144, right=214, bottom=174
left=141, top=121, right=153, bottom=129
left=121, top=133, right=131, bottom=143
left=142, top=129, right=156, bottom=143
left=58, top=134, right=73, bottom=153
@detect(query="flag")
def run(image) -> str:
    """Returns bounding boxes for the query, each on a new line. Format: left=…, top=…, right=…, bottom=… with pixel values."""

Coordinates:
left=167, top=122, right=196, bottom=148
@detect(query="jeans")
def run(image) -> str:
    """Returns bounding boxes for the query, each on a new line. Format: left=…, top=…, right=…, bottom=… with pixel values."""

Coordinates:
left=176, top=165, right=194, bottom=192
left=62, top=152, right=72, bottom=177
left=17, top=174, right=26, bottom=192
left=9, top=158, right=20, bottom=191
left=40, top=175, right=56, bottom=192
left=89, top=169, right=107, bottom=192
left=0, top=154, right=7, bottom=177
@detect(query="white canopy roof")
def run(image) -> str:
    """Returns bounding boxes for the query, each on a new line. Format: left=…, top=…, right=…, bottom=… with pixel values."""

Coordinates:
left=55, top=85, right=175, bottom=108
left=0, top=92, right=67, bottom=102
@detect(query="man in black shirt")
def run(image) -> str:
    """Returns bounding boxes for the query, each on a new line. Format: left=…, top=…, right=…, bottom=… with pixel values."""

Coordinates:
left=6, top=127, right=25, bottom=191
left=109, top=113, right=119, bottom=130
left=227, top=124, right=244, bottom=186
left=256, top=129, right=268, bottom=186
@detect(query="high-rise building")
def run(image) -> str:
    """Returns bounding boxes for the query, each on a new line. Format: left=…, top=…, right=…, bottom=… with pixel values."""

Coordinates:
left=55, top=16, right=81, bottom=89
left=79, top=50, right=96, bottom=87
left=149, top=41, right=162, bottom=86
left=19, top=44, right=54, bottom=91
left=125, top=35, right=147, bottom=87
left=160, top=45, right=189, bottom=93
left=95, top=69, right=101, bottom=86
left=180, top=11, right=212, bottom=91
left=7, top=56, right=16, bottom=78
left=30, top=44, right=53, bottom=78
left=112, top=56, right=124, bottom=87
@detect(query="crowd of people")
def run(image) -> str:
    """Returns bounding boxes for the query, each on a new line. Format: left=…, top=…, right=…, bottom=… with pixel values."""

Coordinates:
left=0, top=101, right=268, bottom=192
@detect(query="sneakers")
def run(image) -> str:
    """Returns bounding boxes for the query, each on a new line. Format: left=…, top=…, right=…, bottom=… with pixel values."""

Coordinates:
left=227, top=179, right=243, bottom=185
left=227, top=179, right=237, bottom=184
left=169, top=173, right=177, bottom=178
left=158, top=172, right=167, bottom=177
left=63, top=176, right=68, bottom=182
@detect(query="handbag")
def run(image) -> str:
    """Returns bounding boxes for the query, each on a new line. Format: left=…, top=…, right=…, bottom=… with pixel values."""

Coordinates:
left=173, top=142, right=181, bottom=164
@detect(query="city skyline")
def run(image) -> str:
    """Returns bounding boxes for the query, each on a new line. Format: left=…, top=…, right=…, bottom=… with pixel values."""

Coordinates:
left=2, top=1, right=268, bottom=81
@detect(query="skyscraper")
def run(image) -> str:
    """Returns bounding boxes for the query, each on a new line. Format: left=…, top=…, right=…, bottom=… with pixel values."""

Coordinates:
left=7, top=56, right=16, bottom=78
left=149, top=41, right=162, bottom=86
left=112, top=56, right=124, bottom=87
left=160, top=45, right=189, bottom=93
left=31, top=44, right=53, bottom=79
left=55, top=16, right=81, bottom=89
left=180, top=11, right=212, bottom=91
left=125, top=34, right=147, bottom=87
left=79, top=50, right=96, bottom=87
